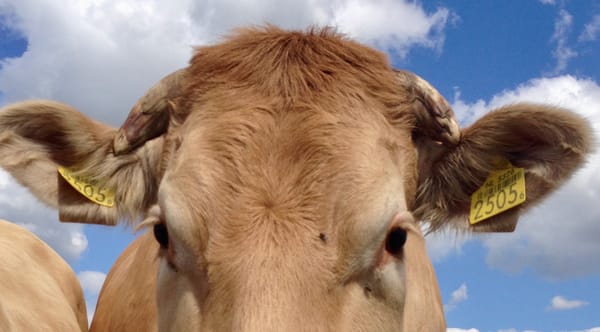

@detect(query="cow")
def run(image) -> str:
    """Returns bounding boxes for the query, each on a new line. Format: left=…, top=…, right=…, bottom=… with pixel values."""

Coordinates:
left=0, top=220, right=88, bottom=331
left=0, top=27, right=593, bottom=331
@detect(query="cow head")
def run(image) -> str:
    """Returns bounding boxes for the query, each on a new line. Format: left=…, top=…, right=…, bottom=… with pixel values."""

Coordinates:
left=0, top=27, right=592, bottom=331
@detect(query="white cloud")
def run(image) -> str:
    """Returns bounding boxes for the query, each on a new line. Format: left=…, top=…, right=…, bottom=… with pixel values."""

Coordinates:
left=550, top=9, right=577, bottom=74
left=77, top=270, right=107, bottom=325
left=579, top=14, right=600, bottom=42
left=453, top=75, right=600, bottom=280
left=539, top=0, right=556, bottom=5
left=78, top=270, right=107, bottom=297
left=0, top=0, right=452, bottom=122
left=190, top=0, right=452, bottom=58
left=0, top=169, right=88, bottom=261
left=447, top=329, right=479, bottom=332
left=497, top=329, right=518, bottom=332
left=444, top=283, right=468, bottom=312
left=425, top=228, right=472, bottom=263
left=548, top=295, right=589, bottom=310
left=330, top=0, right=450, bottom=57
left=0, top=0, right=198, bottom=125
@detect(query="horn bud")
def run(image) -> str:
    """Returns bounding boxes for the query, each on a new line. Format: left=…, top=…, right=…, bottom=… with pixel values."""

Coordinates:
left=113, top=69, right=188, bottom=155
left=395, top=70, right=460, bottom=146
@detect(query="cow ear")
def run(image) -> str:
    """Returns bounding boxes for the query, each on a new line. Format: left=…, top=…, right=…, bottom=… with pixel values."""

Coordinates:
left=0, top=100, right=163, bottom=225
left=414, top=103, right=593, bottom=232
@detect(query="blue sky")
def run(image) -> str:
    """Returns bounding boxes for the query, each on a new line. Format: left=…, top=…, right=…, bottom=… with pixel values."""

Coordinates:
left=0, top=1, right=599, bottom=331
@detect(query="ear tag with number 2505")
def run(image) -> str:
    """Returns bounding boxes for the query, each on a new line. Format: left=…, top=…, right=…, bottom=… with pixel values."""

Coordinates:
left=58, top=167, right=115, bottom=207
left=469, top=163, right=526, bottom=224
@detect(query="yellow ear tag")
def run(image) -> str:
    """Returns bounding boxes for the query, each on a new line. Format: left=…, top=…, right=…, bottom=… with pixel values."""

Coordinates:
left=58, top=167, right=115, bottom=207
left=469, top=163, right=526, bottom=224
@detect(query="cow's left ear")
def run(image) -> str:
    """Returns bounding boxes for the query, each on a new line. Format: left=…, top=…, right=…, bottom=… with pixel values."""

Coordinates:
left=414, top=103, right=594, bottom=232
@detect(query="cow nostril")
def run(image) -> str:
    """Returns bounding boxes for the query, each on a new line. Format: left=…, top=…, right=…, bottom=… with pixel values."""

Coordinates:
left=385, top=227, right=407, bottom=257
left=153, top=223, right=169, bottom=249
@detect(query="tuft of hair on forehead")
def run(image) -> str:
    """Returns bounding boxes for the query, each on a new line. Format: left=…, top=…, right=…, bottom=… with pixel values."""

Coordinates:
left=182, top=26, right=409, bottom=117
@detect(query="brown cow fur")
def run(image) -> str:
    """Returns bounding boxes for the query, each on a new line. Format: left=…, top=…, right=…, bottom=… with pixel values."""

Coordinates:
left=0, top=220, right=88, bottom=331
left=90, top=232, right=158, bottom=332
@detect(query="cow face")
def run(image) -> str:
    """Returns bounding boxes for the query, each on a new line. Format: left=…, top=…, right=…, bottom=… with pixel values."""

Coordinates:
left=0, top=27, right=592, bottom=331
left=150, top=95, right=421, bottom=330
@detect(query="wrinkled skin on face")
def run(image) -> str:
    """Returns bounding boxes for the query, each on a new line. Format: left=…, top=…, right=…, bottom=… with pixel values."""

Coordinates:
left=0, top=27, right=593, bottom=332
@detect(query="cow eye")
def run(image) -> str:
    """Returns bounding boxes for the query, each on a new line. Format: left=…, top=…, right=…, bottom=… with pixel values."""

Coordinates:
left=153, top=222, right=169, bottom=249
left=384, top=227, right=407, bottom=257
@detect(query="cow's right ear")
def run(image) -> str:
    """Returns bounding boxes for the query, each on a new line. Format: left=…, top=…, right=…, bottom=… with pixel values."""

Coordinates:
left=0, top=100, right=164, bottom=225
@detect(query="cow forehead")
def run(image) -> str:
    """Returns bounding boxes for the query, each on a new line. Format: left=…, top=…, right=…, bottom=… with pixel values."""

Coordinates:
left=157, top=102, right=417, bottom=255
